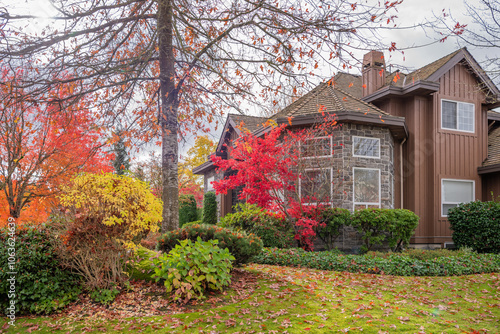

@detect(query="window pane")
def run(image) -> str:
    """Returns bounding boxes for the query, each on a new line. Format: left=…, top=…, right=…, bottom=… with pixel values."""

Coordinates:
left=354, top=168, right=379, bottom=203
left=458, top=103, right=474, bottom=132
left=301, top=169, right=331, bottom=203
left=302, top=137, right=331, bottom=157
left=442, top=101, right=457, bottom=129
left=207, top=176, right=214, bottom=191
left=353, top=137, right=380, bottom=157
left=442, top=204, right=457, bottom=216
left=443, top=180, right=473, bottom=203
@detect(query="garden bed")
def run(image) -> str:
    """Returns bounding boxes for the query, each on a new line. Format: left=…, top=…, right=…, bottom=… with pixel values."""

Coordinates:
left=252, top=247, right=500, bottom=276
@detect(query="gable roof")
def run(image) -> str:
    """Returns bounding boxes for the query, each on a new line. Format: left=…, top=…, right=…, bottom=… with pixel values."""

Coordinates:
left=478, top=125, right=500, bottom=174
left=365, top=48, right=500, bottom=105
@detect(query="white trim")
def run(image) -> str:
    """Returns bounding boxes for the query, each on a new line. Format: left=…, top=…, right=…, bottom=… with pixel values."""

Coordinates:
left=441, top=178, right=475, bottom=217
left=300, top=136, right=333, bottom=159
left=298, top=167, right=333, bottom=206
left=353, top=167, right=381, bottom=211
left=352, top=136, right=381, bottom=159
left=440, top=99, right=475, bottom=133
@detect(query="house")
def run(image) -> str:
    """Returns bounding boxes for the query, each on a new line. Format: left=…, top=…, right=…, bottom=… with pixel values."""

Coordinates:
left=193, top=47, right=500, bottom=249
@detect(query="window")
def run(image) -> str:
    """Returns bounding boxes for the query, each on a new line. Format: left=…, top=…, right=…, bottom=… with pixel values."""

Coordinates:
left=441, top=100, right=474, bottom=133
left=299, top=168, right=332, bottom=204
left=441, top=179, right=474, bottom=216
left=301, top=136, right=332, bottom=158
left=353, top=168, right=380, bottom=210
left=353, top=136, right=380, bottom=158
left=206, top=176, right=214, bottom=191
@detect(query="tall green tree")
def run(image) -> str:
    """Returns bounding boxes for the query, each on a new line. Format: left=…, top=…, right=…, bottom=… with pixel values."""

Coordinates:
left=112, top=131, right=131, bottom=175
left=0, top=0, right=406, bottom=232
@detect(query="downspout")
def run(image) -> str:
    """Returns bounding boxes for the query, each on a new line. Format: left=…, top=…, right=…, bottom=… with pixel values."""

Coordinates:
left=400, top=138, right=407, bottom=208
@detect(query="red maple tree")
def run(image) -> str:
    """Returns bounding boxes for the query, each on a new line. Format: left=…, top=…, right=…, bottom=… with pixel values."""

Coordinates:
left=212, top=116, right=340, bottom=250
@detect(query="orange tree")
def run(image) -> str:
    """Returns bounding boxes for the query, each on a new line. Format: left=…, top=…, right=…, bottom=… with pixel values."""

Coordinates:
left=0, top=69, right=112, bottom=222
left=1, top=0, right=406, bottom=232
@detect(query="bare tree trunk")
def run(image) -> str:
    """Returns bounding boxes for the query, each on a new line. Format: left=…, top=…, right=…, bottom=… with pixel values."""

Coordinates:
left=158, top=0, right=179, bottom=232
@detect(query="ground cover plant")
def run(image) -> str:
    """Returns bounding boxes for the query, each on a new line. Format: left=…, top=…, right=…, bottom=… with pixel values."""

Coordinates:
left=254, top=247, right=500, bottom=276
left=4, top=264, right=499, bottom=333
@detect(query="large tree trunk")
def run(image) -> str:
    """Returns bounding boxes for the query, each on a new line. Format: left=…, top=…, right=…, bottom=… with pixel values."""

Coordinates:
left=158, top=0, right=179, bottom=232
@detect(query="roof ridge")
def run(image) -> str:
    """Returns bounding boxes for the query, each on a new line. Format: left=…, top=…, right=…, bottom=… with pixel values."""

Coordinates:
left=326, top=85, right=346, bottom=111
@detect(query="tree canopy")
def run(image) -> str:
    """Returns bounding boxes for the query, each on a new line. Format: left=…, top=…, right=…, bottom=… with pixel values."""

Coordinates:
left=1, top=0, right=407, bottom=231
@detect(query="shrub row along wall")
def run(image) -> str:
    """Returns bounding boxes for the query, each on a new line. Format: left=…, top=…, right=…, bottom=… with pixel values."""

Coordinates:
left=253, top=247, right=500, bottom=276
left=448, top=200, right=500, bottom=254
left=220, top=205, right=419, bottom=252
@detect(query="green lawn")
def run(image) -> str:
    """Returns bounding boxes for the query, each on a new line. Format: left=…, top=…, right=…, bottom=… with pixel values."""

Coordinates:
left=3, top=264, right=499, bottom=333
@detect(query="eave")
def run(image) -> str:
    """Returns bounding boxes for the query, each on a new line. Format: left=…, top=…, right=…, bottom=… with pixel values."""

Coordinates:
left=363, top=80, right=440, bottom=103
left=478, top=163, right=500, bottom=175
left=275, top=111, right=408, bottom=140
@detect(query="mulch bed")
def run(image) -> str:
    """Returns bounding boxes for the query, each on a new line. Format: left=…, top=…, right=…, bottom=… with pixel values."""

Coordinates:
left=21, top=268, right=261, bottom=322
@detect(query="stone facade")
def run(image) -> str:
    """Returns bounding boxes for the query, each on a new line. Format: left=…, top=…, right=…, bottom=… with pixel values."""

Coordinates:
left=203, top=122, right=396, bottom=252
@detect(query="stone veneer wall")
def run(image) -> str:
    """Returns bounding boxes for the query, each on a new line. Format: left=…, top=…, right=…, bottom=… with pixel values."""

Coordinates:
left=316, top=123, right=395, bottom=252
left=204, top=122, right=396, bottom=251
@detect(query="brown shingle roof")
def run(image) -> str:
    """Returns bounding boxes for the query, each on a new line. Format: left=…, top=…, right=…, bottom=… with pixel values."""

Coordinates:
left=331, top=72, right=362, bottom=98
left=270, top=82, right=388, bottom=121
left=228, top=114, right=266, bottom=132
left=403, top=49, right=463, bottom=84
left=483, top=125, right=500, bottom=167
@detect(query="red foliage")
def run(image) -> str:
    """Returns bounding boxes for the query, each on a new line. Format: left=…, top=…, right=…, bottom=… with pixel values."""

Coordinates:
left=212, top=116, right=338, bottom=250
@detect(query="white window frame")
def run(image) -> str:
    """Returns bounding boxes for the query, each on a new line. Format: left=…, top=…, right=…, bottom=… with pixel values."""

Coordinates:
left=441, top=99, right=475, bottom=133
left=300, top=136, right=333, bottom=159
left=352, top=136, right=381, bottom=159
left=298, top=167, right=333, bottom=206
left=206, top=175, right=215, bottom=192
left=353, top=167, right=381, bottom=210
left=441, top=178, right=475, bottom=217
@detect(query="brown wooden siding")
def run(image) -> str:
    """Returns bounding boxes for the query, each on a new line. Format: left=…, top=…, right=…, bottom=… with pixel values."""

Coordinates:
left=482, top=173, right=500, bottom=200
left=375, top=63, right=489, bottom=245
left=432, top=63, right=488, bottom=244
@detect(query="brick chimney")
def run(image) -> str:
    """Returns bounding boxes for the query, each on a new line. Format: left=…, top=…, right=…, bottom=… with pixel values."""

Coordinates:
left=362, top=51, right=386, bottom=97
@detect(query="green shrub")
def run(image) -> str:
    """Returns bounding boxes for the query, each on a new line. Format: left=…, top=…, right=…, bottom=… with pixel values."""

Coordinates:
left=126, top=245, right=160, bottom=281
left=315, top=208, right=351, bottom=251
left=352, top=208, right=395, bottom=252
left=253, top=248, right=500, bottom=276
left=157, top=223, right=262, bottom=265
left=219, top=203, right=295, bottom=248
left=388, top=209, right=419, bottom=252
left=152, top=238, right=234, bottom=303
left=448, top=201, right=500, bottom=253
left=202, top=191, right=217, bottom=225
left=0, top=225, right=81, bottom=315
left=179, top=194, right=198, bottom=227
left=90, top=287, right=120, bottom=305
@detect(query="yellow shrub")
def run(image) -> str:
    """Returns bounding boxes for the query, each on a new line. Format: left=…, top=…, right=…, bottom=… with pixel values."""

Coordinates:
left=59, top=172, right=162, bottom=240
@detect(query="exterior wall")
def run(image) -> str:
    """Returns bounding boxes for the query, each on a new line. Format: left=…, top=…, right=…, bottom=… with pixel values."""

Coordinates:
left=431, top=63, right=488, bottom=244
left=482, top=172, right=500, bottom=200
left=338, top=123, right=395, bottom=211
left=375, top=62, right=489, bottom=246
